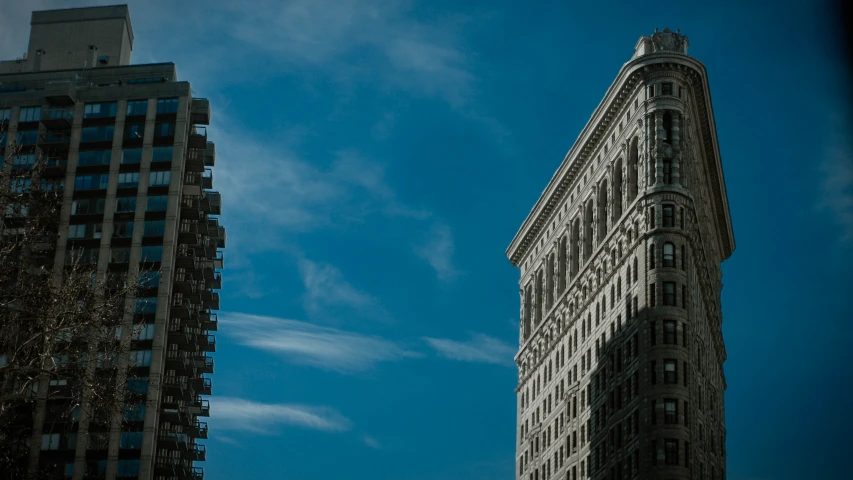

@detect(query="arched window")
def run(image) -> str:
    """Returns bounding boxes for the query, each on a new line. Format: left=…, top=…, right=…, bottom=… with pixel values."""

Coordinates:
left=617, top=276, right=622, bottom=296
left=681, top=245, right=687, bottom=271
left=628, top=138, right=639, bottom=201
left=663, top=243, right=675, bottom=267
left=633, top=257, right=638, bottom=281
left=649, top=244, right=656, bottom=270
left=611, top=285, right=615, bottom=308
left=663, top=111, right=673, bottom=142
left=627, top=264, right=632, bottom=284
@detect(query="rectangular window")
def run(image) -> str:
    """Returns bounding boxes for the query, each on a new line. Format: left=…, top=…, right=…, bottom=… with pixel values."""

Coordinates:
left=663, top=282, right=676, bottom=306
left=662, top=83, right=673, bottom=96
left=124, top=123, right=144, bottom=140
left=155, top=122, right=175, bottom=138
left=663, top=159, right=672, bottom=184
left=152, top=146, right=173, bottom=162
left=0, top=107, right=10, bottom=122
left=118, top=172, right=140, bottom=189
left=121, top=148, right=143, bottom=164
left=149, top=170, right=171, bottom=186
left=135, top=297, right=157, bottom=314
left=146, top=195, right=168, bottom=211
left=41, top=433, right=60, bottom=450
left=83, top=102, right=117, bottom=119
left=117, top=459, right=140, bottom=476
left=19, top=106, right=41, bottom=122
left=12, top=153, right=36, bottom=169
left=649, top=206, right=656, bottom=228
left=74, top=174, right=109, bottom=191
left=156, top=97, right=179, bottom=114
left=126, top=99, right=148, bottom=117
left=649, top=283, right=656, bottom=307
left=684, top=401, right=689, bottom=425
left=129, top=350, right=152, bottom=367
left=110, top=247, right=130, bottom=263
left=78, top=149, right=112, bottom=166
left=678, top=86, right=684, bottom=98
left=662, top=205, right=674, bottom=227
left=126, top=377, right=149, bottom=394
left=680, top=207, right=685, bottom=229
left=80, top=125, right=114, bottom=142
left=123, top=404, right=146, bottom=421
left=664, top=359, right=677, bottom=384
left=113, top=222, right=133, bottom=238
left=648, top=85, right=655, bottom=97
left=665, top=439, right=678, bottom=465
left=650, top=320, right=656, bottom=346
left=66, top=247, right=99, bottom=265
left=138, top=271, right=160, bottom=288
left=119, top=432, right=143, bottom=449
left=115, top=197, right=137, bottom=213
left=664, top=399, right=677, bottom=423
left=143, top=220, right=165, bottom=236
left=132, top=323, right=155, bottom=341
left=664, top=320, right=677, bottom=344
left=684, top=361, right=688, bottom=386
left=140, top=245, right=163, bottom=262
left=67, top=223, right=102, bottom=239
left=682, top=286, right=687, bottom=309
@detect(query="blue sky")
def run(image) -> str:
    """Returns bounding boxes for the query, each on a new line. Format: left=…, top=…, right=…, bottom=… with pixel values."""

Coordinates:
left=3, top=1, right=852, bottom=479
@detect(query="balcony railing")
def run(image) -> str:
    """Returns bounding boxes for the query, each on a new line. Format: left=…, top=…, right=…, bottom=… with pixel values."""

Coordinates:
left=188, top=126, right=207, bottom=149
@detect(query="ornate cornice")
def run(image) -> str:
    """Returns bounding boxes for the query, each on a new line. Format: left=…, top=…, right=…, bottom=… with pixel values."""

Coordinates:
left=506, top=52, right=735, bottom=268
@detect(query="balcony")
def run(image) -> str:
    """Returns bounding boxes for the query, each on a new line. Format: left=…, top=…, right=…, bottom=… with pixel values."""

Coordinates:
left=188, top=126, right=207, bottom=149
left=186, top=444, right=206, bottom=462
left=158, top=430, right=190, bottom=450
left=41, top=108, right=74, bottom=129
left=205, top=191, right=221, bottom=215
left=201, top=312, right=218, bottom=332
left=202, top=169, right=213, bottom=190
left=183, top=172, right=202, bottom=197
left=190, top=98, right=211, bottom=125
left=197, top=356, right=214, bottom=375
left=209, top=272, right=222, bottom=290
left=189, top=398, right=210, bottom=417
left=38, top=131, right=70, bottom=154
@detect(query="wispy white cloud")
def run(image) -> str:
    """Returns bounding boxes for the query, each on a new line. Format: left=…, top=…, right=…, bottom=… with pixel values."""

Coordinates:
left=298, top=259, right=387, bottom=320
left=214, top=0, right=475, bottom=105
left=423, top=333, right=516, bottom=366
left=212, top=397, right=351, bottom=434
left=415, top=223, right=459, bottom=281
left=361, top=434, right=382, bottom=449
left=220, top=312, right=419, bottom=372
left=819, top=114, right=853, bottom=243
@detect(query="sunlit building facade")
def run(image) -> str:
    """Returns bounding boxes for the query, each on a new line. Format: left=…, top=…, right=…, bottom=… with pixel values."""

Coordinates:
left=0, top=6, right=223, bottom=480
left=507, top=29, right=734, bottom=480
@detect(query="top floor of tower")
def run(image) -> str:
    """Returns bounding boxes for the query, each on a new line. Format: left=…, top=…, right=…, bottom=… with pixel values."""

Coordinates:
left=0, top=5, right=133, bottom=74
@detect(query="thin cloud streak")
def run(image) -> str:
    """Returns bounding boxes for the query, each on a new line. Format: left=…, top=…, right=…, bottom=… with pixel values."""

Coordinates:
left=220, top=312, right=419, bottom=372
left=415, top=223, right=459, bottom=281
left=423, top=333, right=516, bottom=366
left=212, top=397, right=351, bottom=434
left=298, top=259, right=387, bottom=320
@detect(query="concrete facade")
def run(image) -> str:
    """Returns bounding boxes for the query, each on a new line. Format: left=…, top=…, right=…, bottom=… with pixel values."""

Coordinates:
left=1, top=6, right=221, bottom=480
left=507, top=28, right=734, bottom=480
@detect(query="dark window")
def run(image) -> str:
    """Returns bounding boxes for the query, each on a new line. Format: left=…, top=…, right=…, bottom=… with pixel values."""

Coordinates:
left=662, top=83, right=673, bottom=96
left=663, top=158, right=672, bottom=183
left=81, top=125, right=114, bottom=142
left=662, top=205, right=675, bottom=227
left=685, top=441, right=690, bottom=467
left=663, top=243, right=675, bottom=267
left=649, top=206, right=656, bottom=228
left=155, top=122, right=175, bottom=138
left=16, top=130, right=38, bottom=145
left=121, top=148, right=142, bottom=164
left=684, top=401, right=689, bottom=425
left=152, top=146, right=173, bottom=162
left=650, top=283, right=656, bottom=307
left=79, top=150, right=112, bottom=166
left=113, top=222, right=133, bottom=238
left=650, top=320, right=657, bottom=346
left=649, top=244, right=656, bottom=270
left=665, top=439, right=678, bottom=465
left=115, top=197, right=136, bottom=213
left=681, top=245, right=687, bottom=270
left=664, top=399, right=677, bottom=423
left=156, top=98, right=179, bottom=114
left=678, top=86, right=683, bottom=98
left=19, top=106, right=41, bottom=122
left=126, top=100, right=148, bottom=117
left=650, top=360, right=657, bottom=385
left=650, top=399, right=657, bottom=424
left=664, top=359, right=677, bottom=384
left=124, top=123, right=144, bottom=140
left=680, top=207, right=685, bottom=229
left=682, top=285, right=688, bottom=309
left=146, top=196, right=168, bottom=211
left=664, top=320, right=677, bottom=344
left=663, top=282, right=676, bottom=306
left=83, top=102, right=117, bottom=119
left=648, top=85, right=655, bottom=97
left=74, top=174, right=109, bottom=191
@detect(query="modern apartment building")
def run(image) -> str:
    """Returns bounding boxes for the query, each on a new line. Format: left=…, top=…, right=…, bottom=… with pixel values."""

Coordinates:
left=0, top=6, right=223, bottom=480
left=507, top=29, right=733, bottom=480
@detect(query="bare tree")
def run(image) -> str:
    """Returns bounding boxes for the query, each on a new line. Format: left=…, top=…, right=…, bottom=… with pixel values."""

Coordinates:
left=0, top=125, right=148, bottom=479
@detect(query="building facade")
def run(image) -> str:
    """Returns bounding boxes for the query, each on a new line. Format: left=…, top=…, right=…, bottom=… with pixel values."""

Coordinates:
left=1, top=6, right=222, bottom=480
left=506, top=29, right=734, bottom=480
